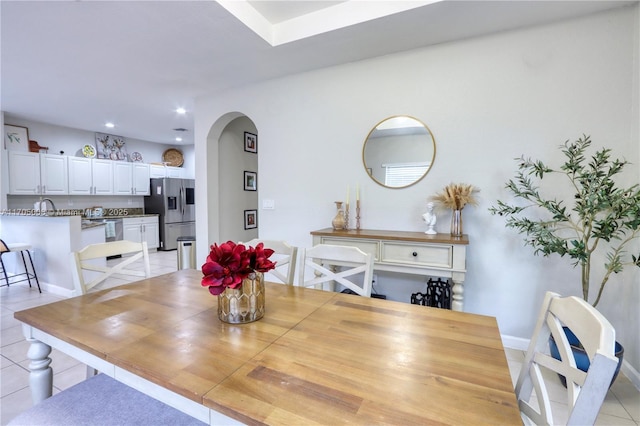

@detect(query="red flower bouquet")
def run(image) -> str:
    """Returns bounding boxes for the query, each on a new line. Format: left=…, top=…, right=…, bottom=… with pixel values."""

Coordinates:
left=201, top=241, right=276, bottom=295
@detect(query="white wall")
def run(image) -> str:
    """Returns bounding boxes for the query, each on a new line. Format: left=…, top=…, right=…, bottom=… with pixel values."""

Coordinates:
left=0, top=112, right=6, bottom=210
left=196, top=6, right=639, bottom=376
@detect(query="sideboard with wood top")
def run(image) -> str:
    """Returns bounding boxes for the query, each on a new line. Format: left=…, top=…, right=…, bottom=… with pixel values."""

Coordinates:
left=310, top=228, right=469, bottom=311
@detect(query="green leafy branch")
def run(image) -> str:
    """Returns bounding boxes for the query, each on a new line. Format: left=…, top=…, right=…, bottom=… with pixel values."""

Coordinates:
left=489, top=135, right=640, bottom=307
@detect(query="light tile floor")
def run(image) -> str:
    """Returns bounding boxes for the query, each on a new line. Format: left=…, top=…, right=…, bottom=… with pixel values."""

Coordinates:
left=1, top=250, right=639, bottom=425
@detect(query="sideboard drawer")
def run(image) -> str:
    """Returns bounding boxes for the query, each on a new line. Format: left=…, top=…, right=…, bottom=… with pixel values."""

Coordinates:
left=381, top=242, right=452, bottom=269
left=320, top=238, right=379, bottom=261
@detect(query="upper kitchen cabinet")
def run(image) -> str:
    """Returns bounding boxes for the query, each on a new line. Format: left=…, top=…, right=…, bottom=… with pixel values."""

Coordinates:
left=166, top=166, right=183, bottom=178
left=132, top=163, right=150, bottom=195
left=114, top=162, right=150, bottom=196
left=68, top=157, right=114, bottom=195
left=150, top=164, right=184, bottom=178
left=9, top=151, right=68, bottom=195
left=150, top=164, right=166, bottom=178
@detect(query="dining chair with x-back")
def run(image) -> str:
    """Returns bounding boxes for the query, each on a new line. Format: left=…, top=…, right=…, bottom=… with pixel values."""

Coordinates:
left=298, top=243, right=374, bottom=297
left=243, top=239, right=298, bottom=285
left=70, top=240, right=151, bottom=296
left=515, top=291, right=618, bottom=425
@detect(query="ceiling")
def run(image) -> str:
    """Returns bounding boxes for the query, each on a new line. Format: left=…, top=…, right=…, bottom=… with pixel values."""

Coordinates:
left=1, top=0, right=635, bottom=146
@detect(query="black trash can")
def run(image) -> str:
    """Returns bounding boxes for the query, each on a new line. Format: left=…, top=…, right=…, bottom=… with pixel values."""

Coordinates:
left=177, top=236, right=196, bottom=270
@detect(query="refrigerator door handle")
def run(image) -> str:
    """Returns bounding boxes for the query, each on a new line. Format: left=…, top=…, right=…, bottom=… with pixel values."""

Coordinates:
left=180, top=187, right=185, bottom=216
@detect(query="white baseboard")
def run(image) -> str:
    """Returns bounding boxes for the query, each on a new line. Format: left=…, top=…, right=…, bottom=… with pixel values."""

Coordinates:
left=502, top=334, right=640, bottom=392
left=501, top=334, right=530, bottom=351
left=39, top=281, right=74, bottom=298
left=621, top=361, right=640, bottom=391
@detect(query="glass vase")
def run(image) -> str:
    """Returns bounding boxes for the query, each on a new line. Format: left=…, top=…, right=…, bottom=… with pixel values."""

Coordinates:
left=218, top=272, right=265, bottom=324
left=451, top=209, right=463, bottom=237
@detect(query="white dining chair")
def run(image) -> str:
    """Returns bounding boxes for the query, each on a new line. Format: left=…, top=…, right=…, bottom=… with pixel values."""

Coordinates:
left=243, top=239, right=298, bottom=285
left=298, top=244, right=374, bottom=297
left=515, top=291, right=618, bottom=426
left=70, top=240, right=151, bottom=296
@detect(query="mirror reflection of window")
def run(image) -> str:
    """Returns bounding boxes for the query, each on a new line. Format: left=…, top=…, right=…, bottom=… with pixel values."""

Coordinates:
left=362, top=116, right=436, bottom=189
left=384, top=163, right=430, bottom=186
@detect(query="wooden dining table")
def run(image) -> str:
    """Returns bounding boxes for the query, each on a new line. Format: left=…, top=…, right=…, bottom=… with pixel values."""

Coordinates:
left=15, top=269, right=520, bottom=425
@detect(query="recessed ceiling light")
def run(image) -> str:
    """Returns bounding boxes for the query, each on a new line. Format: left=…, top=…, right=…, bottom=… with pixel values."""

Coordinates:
left=105, top=122, right=115, bottom=128
left=175, top=137, right=183, bottom=142
left=176, top=108, right=186, bottom=115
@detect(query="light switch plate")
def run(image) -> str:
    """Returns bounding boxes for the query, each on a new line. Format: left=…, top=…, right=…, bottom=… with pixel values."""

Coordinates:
left=262, top=199, right=275, bottom=210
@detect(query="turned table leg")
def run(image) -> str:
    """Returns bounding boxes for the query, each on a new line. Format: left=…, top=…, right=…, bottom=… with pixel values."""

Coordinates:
left=451, top=272, right=465, bottom=312
left=24, top=328, right=53, bottom=404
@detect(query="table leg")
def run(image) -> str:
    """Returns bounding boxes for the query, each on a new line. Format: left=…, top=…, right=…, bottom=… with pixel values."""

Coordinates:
left=451, top=272, right=465, bottom=312
left=26, top=336, right=53, bottom=404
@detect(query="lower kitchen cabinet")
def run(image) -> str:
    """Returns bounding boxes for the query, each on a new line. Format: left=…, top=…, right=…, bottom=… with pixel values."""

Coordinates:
left=122, top=216, right=159, bottom=250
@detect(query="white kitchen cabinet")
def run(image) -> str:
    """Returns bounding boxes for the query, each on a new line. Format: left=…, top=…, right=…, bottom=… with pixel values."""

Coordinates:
left=132, top=163, right=150, bottom=195
left=92, top=159, right=115, bottom=195
left=123, top=216, right=159, bottom=249
left=68, top=157, right=114, bottom=195
left=40, top=154, right=68, bottom=194
left=113, top=162, right=133, bottom=195
left=149, top=165, right=182, bottom=179
left=68, top=157, right=91, bottom=195
left=149, top=164, right=166, bottom=178
left=9, top=151, right=68, bottom=195
left=114, top=162, right=150, bottom=196
left=166, top=166, right=183, bottom=178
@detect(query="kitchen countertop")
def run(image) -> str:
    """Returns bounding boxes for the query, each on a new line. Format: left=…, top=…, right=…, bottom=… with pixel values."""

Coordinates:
left=82, top=214, right=159, bottom=229
left=0, top=210, right=158, bottom=230
left=0, top=211, right=158, bottom=219
left=94, top=214, right=159, bottom=219
left=81, top=221, right=106, bottom=230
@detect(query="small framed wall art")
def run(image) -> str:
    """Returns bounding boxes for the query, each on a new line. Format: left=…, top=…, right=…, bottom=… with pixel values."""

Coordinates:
left=244, top=171, right=257, bottom=191
left=244, top=132, right=257, bottom=153
left=4, top=124, right=29, bottom=151
left=244, top=209, right=257, bottom=230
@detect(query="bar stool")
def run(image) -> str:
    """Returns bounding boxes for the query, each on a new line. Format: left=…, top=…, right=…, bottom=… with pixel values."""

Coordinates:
left=0, top=239, right=41, bottom=293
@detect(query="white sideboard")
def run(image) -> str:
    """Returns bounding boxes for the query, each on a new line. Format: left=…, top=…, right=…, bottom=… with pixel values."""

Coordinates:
left=311, top=228, right=469, bottom=311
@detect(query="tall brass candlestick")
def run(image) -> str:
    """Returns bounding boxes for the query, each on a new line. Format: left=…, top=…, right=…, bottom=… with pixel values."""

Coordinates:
left=356, top=200, right=361, bottom=230
left=344, top=204, right=350, bottom=230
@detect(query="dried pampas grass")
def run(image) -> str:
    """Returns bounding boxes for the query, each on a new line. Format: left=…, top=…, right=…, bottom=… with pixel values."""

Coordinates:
left=431, top=183, right=479, bottom=210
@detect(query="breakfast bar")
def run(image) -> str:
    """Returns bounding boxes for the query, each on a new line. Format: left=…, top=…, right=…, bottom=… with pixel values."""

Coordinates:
left=15, top=269, right=519, bottom=425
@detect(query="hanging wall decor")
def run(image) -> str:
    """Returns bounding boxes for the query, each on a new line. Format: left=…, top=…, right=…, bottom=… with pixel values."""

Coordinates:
left=95, top=132, right=127, bottom=160
left=244, top=171, right=257, bottom=191
left=244, top=132, right=257, bottom=153
left=244, top=209, right=257, bottom=229
left=4, top=124, right=29, bottom=151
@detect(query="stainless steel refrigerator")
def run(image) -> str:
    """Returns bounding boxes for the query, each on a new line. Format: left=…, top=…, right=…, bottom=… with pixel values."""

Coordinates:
left=144, top=178, right=195, bottom=250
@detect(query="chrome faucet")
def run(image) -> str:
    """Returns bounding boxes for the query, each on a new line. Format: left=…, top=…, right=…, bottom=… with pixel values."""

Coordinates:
left=39, top=197, right=57, bottom=214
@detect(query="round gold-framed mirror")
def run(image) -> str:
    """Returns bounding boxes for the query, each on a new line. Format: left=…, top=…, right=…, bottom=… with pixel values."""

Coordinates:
left=362, top=116, right=436, bottom=189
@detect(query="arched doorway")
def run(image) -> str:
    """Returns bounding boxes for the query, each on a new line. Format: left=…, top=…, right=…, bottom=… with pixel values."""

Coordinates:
left=202, top=112, right=258, bottom=249
left=218, top=116, right=258, bottom=242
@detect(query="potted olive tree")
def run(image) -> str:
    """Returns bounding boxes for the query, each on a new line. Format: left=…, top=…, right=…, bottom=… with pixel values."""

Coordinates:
left=489, top=135, right=639, bottom=384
